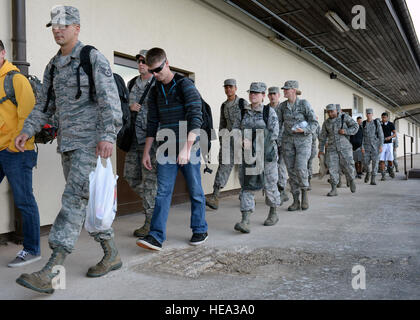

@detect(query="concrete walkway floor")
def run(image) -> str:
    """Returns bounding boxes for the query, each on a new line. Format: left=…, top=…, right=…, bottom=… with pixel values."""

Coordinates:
left=1, top=156, right=420, bottom=300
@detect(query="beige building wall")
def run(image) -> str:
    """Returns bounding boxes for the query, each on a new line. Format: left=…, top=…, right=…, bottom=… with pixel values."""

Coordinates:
left=0, top=0, right=418, bottom=233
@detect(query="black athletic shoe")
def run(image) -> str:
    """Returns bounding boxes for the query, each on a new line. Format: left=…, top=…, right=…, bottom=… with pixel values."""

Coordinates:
left=189, top=232, right=208, bottom=246
left=137, top=235, right=162, bottom=251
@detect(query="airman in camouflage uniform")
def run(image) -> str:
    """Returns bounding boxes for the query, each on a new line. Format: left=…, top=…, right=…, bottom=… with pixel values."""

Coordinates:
left=318, top=104, right=359, bottom=196
left=235, top=82, right=281, bottom=233
left=393, top=134, right=399, bottom=172
left=361, top=108, right=384, bottom=185
left=268, top=86, right=289, bottom=203
left=308, top=119, right=320, bottom=190
left=206, top=79, right=247, bottom=210
left=14, top=6, right=122, bottom=295
left=124, top=50, right=157, bottom=238
left=277, top=81, right=318, bottom=211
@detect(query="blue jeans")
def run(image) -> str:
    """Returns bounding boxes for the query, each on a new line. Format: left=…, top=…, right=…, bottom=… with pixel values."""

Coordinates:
left=0, top=149, right=40, bottom=255
left=149, top=158, right=207, bottom=244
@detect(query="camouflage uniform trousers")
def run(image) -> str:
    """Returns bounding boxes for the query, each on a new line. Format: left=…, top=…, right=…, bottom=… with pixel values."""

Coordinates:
left=393, top=147, right=398, bottom=169
left=213, top=140, right=238, bottom=190
left=308, top=139, right=317, bottom=179
left=239, top=155, right=281, bottom=212
left=282, top=135, right=312, bottom=195
left=277, top=153, right=288, bottom=189
left=363, top=149, right=380, bottom=177
left=326, top=147, right=355, bottom=186
left=48, top=148, right=114, bottom=253
left=123, top=142, right=157, bottom=215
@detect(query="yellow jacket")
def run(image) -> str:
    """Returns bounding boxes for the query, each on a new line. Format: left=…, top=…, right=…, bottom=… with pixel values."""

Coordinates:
left=0, top=60, right=35, bottom=152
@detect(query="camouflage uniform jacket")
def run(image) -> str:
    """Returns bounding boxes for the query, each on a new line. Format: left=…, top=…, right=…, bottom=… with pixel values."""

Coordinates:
left=319, top=112, right=359, bottom=153
left=22, top=41, right=122, bottom=153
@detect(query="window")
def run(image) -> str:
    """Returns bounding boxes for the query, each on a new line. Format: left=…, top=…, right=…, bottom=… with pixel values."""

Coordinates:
left=353, top=94, right=363, bottom=114
left=113, top=51, right=194, bottom=86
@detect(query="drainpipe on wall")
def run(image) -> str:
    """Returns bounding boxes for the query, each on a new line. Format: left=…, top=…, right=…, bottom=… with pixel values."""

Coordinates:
left=11, top=0, right=29, bottom=243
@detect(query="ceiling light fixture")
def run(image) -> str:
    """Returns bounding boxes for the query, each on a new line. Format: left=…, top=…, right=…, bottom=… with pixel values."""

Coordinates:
left=325, top=11, right=350, bottom=33
left=400, top=89, right=408, bottom=96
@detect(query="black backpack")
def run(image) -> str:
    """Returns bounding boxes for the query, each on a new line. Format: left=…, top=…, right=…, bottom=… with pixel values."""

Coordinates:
left=171, top=74, right=215, bottom=174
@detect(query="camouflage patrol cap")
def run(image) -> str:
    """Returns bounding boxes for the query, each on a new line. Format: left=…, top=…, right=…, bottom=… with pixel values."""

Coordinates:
left=247, top=82, right=267, bottom=93
left=136, top=49, right=148, bottom=60
left=366, top=108, right=373, bottom=114
left=281, top=80, right=302, bottom=95
left=223, top=79, right=237, bottom=87
left=326, top=104, right=337, bottom=111
left=268, top=87, right=280, bottom=94
left=335, top=104, right=341, bottom=112
left=46, top=6, right=80, bottom=27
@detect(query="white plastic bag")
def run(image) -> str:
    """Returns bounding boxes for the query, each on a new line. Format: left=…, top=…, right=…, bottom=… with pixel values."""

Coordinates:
left=85, top=157, right=118, bottom=233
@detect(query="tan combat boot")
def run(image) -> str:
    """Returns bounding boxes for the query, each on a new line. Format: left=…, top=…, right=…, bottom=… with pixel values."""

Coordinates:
left=364, top=172, right=371, bottom=183
left=288, top=193, right=301, bottom=211
left=370, top=175, right=377, bottom=185
left=327, top=183, right=338, bottom=197
left=301, top=189, right=309, bottom=211
left=278, top=186, right=289, bottom=203
left=205, top=188, right=220, bottom=210
left=133, top=212, right=152, bottom=238
left=16, top=246, right=68, bottom=295
left=349, top=179, right=356, bottom=193
left=86, top=238, right=122, bottom=278
left=234, top=211, right=252, bottom=233
left=263, top=207, right=279, bottom=226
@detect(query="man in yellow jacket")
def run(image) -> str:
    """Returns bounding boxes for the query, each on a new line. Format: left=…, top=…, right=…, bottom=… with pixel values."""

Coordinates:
left=0, top=40, right=41, bottom=267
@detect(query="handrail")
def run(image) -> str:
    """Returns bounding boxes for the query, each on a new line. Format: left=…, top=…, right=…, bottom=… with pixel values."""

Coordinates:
left=403, top=134, right=414, bottom=180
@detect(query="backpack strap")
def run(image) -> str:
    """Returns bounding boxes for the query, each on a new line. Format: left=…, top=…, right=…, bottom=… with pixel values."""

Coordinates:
left=127, top=75, right=139, bottom=93
left=341, top=113, right=345, bottom=129
left=43, top=64, right=56, bottom=113
left=239, top=98, right=245, bottom=119
left=263, top=105, right=270, bottom=126
left=0, top=70, right=19, bottom=106
left=76, top=45, right=97, bottom=101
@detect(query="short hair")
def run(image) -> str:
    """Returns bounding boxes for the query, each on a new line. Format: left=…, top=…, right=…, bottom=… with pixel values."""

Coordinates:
left=357, top=116, right=362, bottom=120
left=382, top=112, right=389, bottom=117
left=146, top=47, right=167, bottom=66
left=0, top=40, right=4, bottom=51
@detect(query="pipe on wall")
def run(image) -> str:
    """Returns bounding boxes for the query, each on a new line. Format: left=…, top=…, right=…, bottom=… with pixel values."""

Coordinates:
left=12, top=0, right=29, bottom=76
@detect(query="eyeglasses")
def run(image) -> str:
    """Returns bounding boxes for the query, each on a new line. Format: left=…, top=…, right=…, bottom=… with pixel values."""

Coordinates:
left=51, top=24, right=69, bottom=30
left=137, top=59, right=146, bottom=64
left=148, top=59, right=166, bottom=74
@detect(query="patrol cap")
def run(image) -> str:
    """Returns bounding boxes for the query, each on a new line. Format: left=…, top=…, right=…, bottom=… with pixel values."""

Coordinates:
left=223, top=79, right=237, bottom=87
left=247, top=82, right=267, bottom=93
left=335, top=104, right=341, bottom=112
left=366, top=108, right=373, bottom=114
left=326, top=104, right=337, bottom=111
left=136, top=49, right=148, bottom=60
left=268, top=86, right=280, bottom=94
left=46, top=6, right=80, bottom=27
left=281, top=80, right=302, bottom=95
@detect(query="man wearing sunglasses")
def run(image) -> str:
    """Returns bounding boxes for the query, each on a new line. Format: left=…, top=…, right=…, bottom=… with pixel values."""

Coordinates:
left=124, top=49, right=158, bottom=239
left=14, top=6, right=123, bottom=294
left=137, top=48, right=208, bottom=251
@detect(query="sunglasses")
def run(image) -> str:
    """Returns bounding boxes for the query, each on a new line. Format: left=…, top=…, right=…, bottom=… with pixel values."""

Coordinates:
left=249, top=91, right=262, bottom=94
left=137, top=59, right=146, bottom=64
left=148, top=59, right=166, bottom=74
